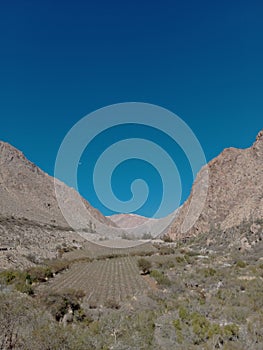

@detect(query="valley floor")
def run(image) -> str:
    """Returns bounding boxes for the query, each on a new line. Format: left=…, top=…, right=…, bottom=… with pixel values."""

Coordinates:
left=0, top=219, right=263, bottom=349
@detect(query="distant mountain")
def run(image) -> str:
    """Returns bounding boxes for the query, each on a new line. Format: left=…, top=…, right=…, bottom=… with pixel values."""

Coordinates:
left=108, top=212, right=178, bottom=239
left=167, top=129, right=263, bottom=240
left=108, top=213, right=151, bottom=229
left=0, top=141, right=117, bottom=268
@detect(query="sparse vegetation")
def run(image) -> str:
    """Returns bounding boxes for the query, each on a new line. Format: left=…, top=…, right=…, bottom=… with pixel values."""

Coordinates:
left=0, top=219, right=262, bottom=349
left=150, top=269, right=171, bottom=286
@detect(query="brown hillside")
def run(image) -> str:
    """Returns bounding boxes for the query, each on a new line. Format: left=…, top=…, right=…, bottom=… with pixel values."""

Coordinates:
left=0, top=141, right=117, bottom=268
left=167, top=129, right=263, bottom=239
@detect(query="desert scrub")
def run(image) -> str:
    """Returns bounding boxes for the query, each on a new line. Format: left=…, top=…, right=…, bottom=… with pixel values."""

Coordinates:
left=0, top=265, right=57, bottom=295
left=159, top=246, right=175, bottom=255
left=150, top=269, right=171, bottom=286
left=0, top=269, right=34, bottom=295
left=156, top=258, right=175, bottom=269
left=172, top=319, right=184, bottom=343
left=0, top=270, right=18, bottom=283
left=41, top=289, right=85, bottom=322
left=44, top=258, right=70, bottom=274
left=175, top=255, right=185, bottom=263
left=15, top=281, right=34, bottom=295
left=26, top=266, right=53, bottom=282
left=235, top=260, right=246, bottom=268
left=199, top=267, right=217, bottom=277
left=137, top=258, right=152, bottom=274
left=174, top=308, right=239, bottom=346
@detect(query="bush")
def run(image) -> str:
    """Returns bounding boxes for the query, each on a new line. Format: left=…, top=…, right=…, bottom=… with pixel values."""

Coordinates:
left=159, top=246, right=175, bottom=255
left=176, top=256, right=185, bottom=263
left=201, top=267, right=217, bottom=277
left=105, top=298, right=120, bottom=309
left=150, top=270, right=171, bottom=286
left=162, top=234, right=173, bottom=243
left=42, top=290, right=85, bottom=321
left=176, top=308, right=240, bottom=346
left=15, top=282, right=34, bottom=295
left=0, top=270, right=17, bottom=284
left=0, top=270, right=34, bottom=295
left=142, top=232, right=153, bottom=240
left=26, top=266, right=53, bottom=282
left=137, top=258, right=152, bottom=274
left=44, top=259, right=70, bottom=274
left=236, top=260, right=246, bottom=268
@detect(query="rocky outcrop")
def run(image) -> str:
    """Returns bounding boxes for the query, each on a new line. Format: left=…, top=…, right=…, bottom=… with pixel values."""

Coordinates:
left=0, top=141, right=117, bottom=268
left=167, top=129, right=263, bottom=240
left=0, top=141, right=116, bottom=229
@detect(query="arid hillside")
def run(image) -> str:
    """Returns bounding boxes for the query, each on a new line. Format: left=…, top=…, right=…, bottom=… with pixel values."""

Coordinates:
left=0, top=141, right=116, bottom=228
left=0, top=141, right=117, bottom=268
left=167, top=129, right=263, bottom=240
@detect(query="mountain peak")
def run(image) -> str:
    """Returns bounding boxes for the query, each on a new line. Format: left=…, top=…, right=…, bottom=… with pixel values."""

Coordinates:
left=256, top=129, right=263, bottom=142
left=0, top=140, right=117, bottom=230
left=0, top=140, right=28, bottom=161
left=252, top=129, right=263, bottom=156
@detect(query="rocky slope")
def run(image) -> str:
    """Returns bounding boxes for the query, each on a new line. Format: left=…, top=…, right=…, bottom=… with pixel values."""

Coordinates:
left=167, top=129, right=263, bottom=240
left=0, top=141, right=117, bottom=268
left=0, top=141, right=116, bottom=228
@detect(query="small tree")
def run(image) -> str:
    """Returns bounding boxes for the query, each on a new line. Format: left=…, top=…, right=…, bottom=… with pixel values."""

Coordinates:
left=137, top=258, right=152, bottom=275
left=162, top=234, right=173, bottom=243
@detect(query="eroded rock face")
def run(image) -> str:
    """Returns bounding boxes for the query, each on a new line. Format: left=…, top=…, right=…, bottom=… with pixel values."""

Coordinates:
left=0, top=141, right=116, bottom=229
left=167, top=129, right=263, bottom=240
left=0, top=141, right=117, bottom=268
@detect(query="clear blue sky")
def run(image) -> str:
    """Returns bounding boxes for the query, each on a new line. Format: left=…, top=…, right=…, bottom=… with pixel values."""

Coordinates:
left=1, top=0, right=262, bottom=217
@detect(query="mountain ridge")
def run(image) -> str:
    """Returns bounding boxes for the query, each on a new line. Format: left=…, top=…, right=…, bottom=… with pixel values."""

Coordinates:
left=0, top=140, right=118, bottom=269
left=167, top=129, right=263, bottom=239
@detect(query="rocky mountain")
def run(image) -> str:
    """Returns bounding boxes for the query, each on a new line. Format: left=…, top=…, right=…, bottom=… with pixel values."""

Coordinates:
left=0, top=141, right=117, bottom=268
left=108, top=213, right=150, bottom=229
left=167, top=129, right=263, bottom=240
left=0, top=141, right=117, bottom=228
left=108, top=212, right=178, bottom=239
left=1, top=128, right=262, bottom=268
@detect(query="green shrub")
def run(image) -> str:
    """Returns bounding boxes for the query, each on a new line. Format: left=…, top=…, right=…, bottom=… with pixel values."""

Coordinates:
left=173, top=319, right=182, bottom=331
left=159, top=246, right=175, bottom=255
left=178, top=307, right=190, bottom=322
left=223, top=324, right=239, bottom=340
left=44, top=259, right=70, bottom=274
left=176, top=256, right=185, bottom=263
left=236, top=260, right=246, bottom=268
left=137, top=258, right=152, bottom=274
left=191, top=312, right=210, bottom=342
left=15, top=282, right=34, bottom=295
left=150, top=270, right=171, bottom=286
left=202, top=267, right=217, bottom=277
left=0, top=270, right=17, bottom=284
left=42, top=290, right=84, bottom=321
left=162, top=234, right=173, bottom=243
left=26, top=266, right=53, bottom=282
left=173, top=319, right=184, bottom=343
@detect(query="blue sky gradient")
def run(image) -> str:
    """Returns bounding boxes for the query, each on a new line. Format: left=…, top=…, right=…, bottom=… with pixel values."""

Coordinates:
left=1, top=0, right=262, bottom=217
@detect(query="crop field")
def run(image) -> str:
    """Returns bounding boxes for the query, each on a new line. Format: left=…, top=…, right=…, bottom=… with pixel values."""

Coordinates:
left=63, top=239, right=157, bottom=260
left=39, top=256, right=149, bottom=306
